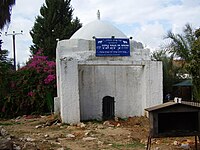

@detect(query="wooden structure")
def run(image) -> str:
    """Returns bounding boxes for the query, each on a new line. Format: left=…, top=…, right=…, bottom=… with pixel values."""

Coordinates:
left=145, top=102, right=200, bottom=150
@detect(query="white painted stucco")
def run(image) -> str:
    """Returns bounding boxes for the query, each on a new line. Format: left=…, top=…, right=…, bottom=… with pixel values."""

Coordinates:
left=55, top=39, right=163, bottom=123
left=78, top=65, right=144, bottom=120
left=71, top=20, right=127, bottom=40
left=59, top=58, right=80, bottom=123
left=55, top=20, right=163, bottom=123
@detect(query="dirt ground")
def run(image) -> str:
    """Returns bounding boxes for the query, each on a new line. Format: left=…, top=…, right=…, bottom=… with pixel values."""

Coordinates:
left=0, top=115, right=198, bottom=150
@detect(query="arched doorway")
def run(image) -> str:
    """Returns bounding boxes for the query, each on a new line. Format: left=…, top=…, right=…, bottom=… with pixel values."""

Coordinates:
left=102, top=96, right=115, bottom=120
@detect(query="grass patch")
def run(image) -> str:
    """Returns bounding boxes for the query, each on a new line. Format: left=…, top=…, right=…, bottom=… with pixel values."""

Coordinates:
left=126, top=142, right=145, bottom=148
left=112, top=143, right=123, bottom=149
left=0, top=122, right=22, bottom=126
left=112, top=141, right=145, bottom=149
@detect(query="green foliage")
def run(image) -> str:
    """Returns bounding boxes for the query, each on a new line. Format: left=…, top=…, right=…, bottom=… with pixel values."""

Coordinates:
left=165, top=24, right=195, bottom=62
left=0, top=48, right=13, bottom=102
left=188, top=29, right=200, bottom=100
left=0, top=36, right=14, bottom=117
left=30, top=0, right=82, bottom=60
left=0, top=0, right=15, bottom=29
left=0, top=122, right=22, bottom=126
left=112, top=141, right=145, bottom=149
left=0, top=50, right=56, bottom=118
left=165, top=24, right=200, bottom=100
left=151, top=50, right=184, bottom=101
left=151, top=49, right=167, bottom=61
left=195, top=28, right=200, bottom=38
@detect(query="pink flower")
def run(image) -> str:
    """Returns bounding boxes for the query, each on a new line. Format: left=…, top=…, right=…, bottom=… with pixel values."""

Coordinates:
left=44, top=74, right=56, bottom=84
left=1, top=105, right=5, bottom=112
left=11, top=82, right=15, bottom=88
left=47, top=61, right=56, bottom=68
left=28, top=91, right=34, bottom=97
left=36, top=49, right=43, bottom=55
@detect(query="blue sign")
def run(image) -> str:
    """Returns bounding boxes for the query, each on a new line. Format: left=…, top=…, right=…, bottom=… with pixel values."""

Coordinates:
left=96, top=38, right=130, bottom=56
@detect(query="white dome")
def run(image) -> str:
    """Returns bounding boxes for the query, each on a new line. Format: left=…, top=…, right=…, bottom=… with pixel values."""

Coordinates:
left=70, top=20, right=127, bottom=40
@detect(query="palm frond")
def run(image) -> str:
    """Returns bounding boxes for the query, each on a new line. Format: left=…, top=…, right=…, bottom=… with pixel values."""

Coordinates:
left=165, top=24, right=195, bottom=62
left=0, top=0, right=16, bottom=29
left=184, top=24, right=195, bottom=49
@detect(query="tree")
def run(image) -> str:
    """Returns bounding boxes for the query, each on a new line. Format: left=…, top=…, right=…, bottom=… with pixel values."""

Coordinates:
left=165, top=24, right=195, bottom=62
left=188, top=28, right=200, bottom=100
left=0, top=0, right=15, bottom=29
left=30, top=0, right=82, bottom=60
left=165, top=24, right=200, bottom=100
left=0, top=33, right=2, bottom=50
left=0, top=41, right=13, bottom=106
left=151, top=50, right=183, bottom=102
left=0, top=50, right=56, bottom=117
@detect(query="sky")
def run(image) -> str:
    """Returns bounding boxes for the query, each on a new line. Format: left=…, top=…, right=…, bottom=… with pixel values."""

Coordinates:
left=1, top=0, right=200, bottom=65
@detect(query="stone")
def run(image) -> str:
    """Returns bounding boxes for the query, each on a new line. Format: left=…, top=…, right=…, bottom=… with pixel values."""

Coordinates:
left=0, top=127, right=8, bottom=136
left=103, top=121, right=114, bottom=127
left=26, top=137, right=35, bottom=142
left=56, top=123, right=62, bottom=126
left=114, top=117, right=119, bottom=122
left=173, top=141, right=179, bottom=146
left=97, top=125, right=104, bottom=129
left=57, top=148, right=64, bottom=150
left=70, top=123, right=75, bottom=126
left=180, top=143, right=190, bottom=149
left=66, top=134, right=75, bottom=138
left=35, top=125, right=43, bottom=129
left=155, top=140, right=161, bottom=144
left=7, top=137, right=11, bottom=140
left=14, top=145, right=21, bottom=150
left=116, top=123, right=120, bottom=127
left=186, top=139, right=193, bottom=144
left=60, top=126, right=64, bottom=129
left=44, top=134, right=49, bottom=138
left=97, top=141, right=104, bottom=145
left=15, top=116, right=21, bottom=120
left=82, top=137, right=97, bottom=141
left=22, top=142, right=37, bottom=150
left=77, top=122, right=86, bottom=128
left=0, top=139, right=13, bottom=150
left=84, top=130, right=91, bottom=136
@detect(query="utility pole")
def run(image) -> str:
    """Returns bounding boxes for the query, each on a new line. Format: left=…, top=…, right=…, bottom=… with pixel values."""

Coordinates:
left=5, top=30, right=23, bottom=70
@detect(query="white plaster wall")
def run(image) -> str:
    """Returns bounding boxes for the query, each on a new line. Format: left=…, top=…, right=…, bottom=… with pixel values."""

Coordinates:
left=78, top=65, right=144, bottom=120
left=55, top=39, right=163, bottom=123
left=59, top=58, right=80, bottom=123
left=56, top=39, right=150, bottom=61
left=143, top=61, right=163, bottom=110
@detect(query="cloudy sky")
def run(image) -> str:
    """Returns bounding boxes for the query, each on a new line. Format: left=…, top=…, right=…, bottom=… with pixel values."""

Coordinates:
left=1, top=0, right=200, bottom=65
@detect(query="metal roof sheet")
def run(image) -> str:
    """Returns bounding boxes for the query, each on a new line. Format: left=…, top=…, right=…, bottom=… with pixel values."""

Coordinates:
left=173, top=80, right=192, bottom=87
left=145, top=101, right=200, bottom=112
left=145, top=102, right=176, bottom=112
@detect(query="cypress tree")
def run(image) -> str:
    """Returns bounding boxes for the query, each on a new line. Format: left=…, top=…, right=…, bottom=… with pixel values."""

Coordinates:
left=30, top=0, right=82, bottom=60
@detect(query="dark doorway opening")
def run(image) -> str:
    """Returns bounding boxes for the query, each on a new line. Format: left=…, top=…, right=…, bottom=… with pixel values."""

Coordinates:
left=102, top=96, right=115, bottom=120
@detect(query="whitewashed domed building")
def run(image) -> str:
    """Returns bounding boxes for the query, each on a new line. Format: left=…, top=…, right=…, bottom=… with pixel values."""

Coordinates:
left=55, top=12, right=163, bottom=123
left=71, top=20, right=127, bottom=40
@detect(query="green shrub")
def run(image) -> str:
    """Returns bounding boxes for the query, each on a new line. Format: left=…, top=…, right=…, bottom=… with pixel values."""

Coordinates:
left=0, top=50, right=56, bottom=117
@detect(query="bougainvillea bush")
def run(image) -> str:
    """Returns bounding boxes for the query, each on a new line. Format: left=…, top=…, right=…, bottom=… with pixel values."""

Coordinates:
left=1, top=50, right=56, bottom=117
